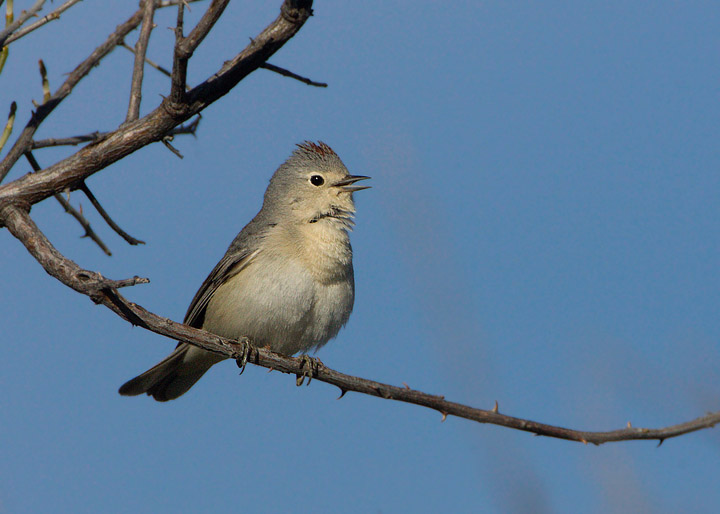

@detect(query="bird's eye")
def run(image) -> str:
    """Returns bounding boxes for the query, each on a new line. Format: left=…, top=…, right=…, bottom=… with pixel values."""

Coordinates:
left=310, top=175, right=325, bottom=186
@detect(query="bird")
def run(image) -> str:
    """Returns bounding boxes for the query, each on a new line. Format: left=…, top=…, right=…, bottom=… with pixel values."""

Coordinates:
left=119, top=141, right=369, bottom=401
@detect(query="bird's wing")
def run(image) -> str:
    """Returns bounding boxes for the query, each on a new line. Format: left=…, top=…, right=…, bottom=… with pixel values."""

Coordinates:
left=182, top=246, right=260, bottom=329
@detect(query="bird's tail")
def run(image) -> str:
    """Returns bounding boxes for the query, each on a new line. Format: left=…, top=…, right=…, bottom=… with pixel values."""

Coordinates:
left=119, top=344, right=226, bottom=401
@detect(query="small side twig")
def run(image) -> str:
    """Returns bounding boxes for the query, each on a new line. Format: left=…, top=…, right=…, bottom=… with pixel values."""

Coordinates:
left=77, top=182, right=145, bottom=246
left=126, top=0, right=157, bottom=122
left=260, top=62, right=327, bottom=87
left=31, top=118, right=200, bottom=149
left=24, top=152, right=111, bottom=255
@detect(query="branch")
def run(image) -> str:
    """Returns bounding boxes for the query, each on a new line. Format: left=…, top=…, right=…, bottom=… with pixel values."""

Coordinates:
left=31, top=119, right=200, bottom=149
left=120, top=41, right=174, bottom=82
left=0, top=0, right=45, bottom=48
left=261, top=62, right=327, bottom=87
left=3, top=0, right=82, bottom=46
left=0, top=0, right=313, bottom=206
left=24, top=151, right=111, bottom=255
left=77, top=182, right=145, bottom=246
left=126, top=0, right=156, bottom=122
left=0, top=6, right=145, bottom=182
left=2, top=203, right=718, bottom=445
left=170, top=0, right=230, bottom=102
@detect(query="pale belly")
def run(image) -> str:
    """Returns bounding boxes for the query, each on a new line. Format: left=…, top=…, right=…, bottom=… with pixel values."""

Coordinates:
left=201, top=253, right=354, bottom=355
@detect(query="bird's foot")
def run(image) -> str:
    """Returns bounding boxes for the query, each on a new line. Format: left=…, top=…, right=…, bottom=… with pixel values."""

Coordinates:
left=234, top=339, right=253, bottom=375
left=296, top=354, right=324, bottom=386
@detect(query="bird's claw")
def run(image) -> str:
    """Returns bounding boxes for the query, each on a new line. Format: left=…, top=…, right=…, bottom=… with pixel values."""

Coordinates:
left=296, top=354, right=324, bottom=386
left=234, top=340, right=252, bottom=375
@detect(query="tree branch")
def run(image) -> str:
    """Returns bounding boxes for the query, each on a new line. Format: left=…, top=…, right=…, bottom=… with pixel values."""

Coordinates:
left=77, top=182, right=145, bottom=246
left=126, top=0, right=157, bottom=122
left=3, top=0, right=82, bottom=46
left=1, top=203, right=718, bottom=445
left=0, top=6, right=145, bottom=182
left=170, top=0, right=230, bottom=102
left=24, top=151, right=111, bottom=255
left=260, top=62, right=327, bottom=87
left=0, top=0, right=313, bottom=205
left=31, top=118, right=200, bottom=149
left=0, top=0, right=45, bottom=48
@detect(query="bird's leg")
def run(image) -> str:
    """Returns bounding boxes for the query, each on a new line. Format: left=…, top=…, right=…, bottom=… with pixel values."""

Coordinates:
left=296, top=354, right=325, bottom=386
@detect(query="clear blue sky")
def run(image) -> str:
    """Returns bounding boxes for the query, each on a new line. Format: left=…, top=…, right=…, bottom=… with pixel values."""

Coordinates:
left=2, top=1, right=719, bottom=512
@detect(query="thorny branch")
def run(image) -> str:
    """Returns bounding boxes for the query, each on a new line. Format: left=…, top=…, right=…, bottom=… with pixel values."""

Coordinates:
left=2, top=203, right=719, bottom=445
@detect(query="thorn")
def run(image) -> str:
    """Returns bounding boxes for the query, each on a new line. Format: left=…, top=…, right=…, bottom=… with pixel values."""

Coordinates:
left=491, top=401, right=499, bottom=413
left=336, top=388, right=347, bottom=400
left=402, top=382, right=411, bottom=389
left=657, top=438, right=665, bottom=448
left=440, top=412, right=448, bottom=422
left=627, top=421, right=632, bottom=428
left=580, top=439, right=588, bottom=445
left=267, top=367, right=274, bottom=373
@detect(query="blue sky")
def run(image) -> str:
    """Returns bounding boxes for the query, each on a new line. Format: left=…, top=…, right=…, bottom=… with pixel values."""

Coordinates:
left=2, top=1, right=719, bottom=512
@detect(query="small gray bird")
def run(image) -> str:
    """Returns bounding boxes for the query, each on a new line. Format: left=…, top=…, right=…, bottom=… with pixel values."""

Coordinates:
left=119, top=141, right=369, bottom=401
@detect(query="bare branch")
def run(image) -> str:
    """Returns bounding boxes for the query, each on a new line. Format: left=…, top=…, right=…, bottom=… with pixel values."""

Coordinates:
left=0, top=6, right=146, bottom=182
left=0, top=0, right=44, bottom=48
left=77, top=182, right=145, bottom=246
left=126, top=0, right=157, bottom=122
left=3, top=0, right=82, bottom=46
left=31, top=131, right=105, bottom=149
left=31, top=118, right=200, bottom=149
left=261, top=62, right=327, bottom=87
left=169, top=0, right=187, bottom=102
left=0, top=0, right=313, bottom=205
left=170, top=0, right=230, bottom=102
left=24, top=152, right=111, bottom=255
left=1, top=203, right=718, bottom=445
left=120, top=41, right=174, bottom=81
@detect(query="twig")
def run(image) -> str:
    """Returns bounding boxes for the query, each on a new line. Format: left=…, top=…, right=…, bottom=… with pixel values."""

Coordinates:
left=3, top=0, right=82, bottom=46
left=24, top=152, right=111, bottom=255
left=1, top=202, right=718, bottom=445
left=261, top=62, right=327, bottom=87
left=31, top=131, right=105, bottom=149
left=120, top=41, right=174, bottom=81
left=0, top=0, right=44, bottom=48
left=0, top=6, right=146, bottom=183
left=170, top=0, right=230, bottom=102
left=77, top=182, right=145, bottom=246
left=0, top=101, right=16, bottom=153
left=126, top=0, right=157, bottom=122
left=169, top=0, right=187, bottom=102
left=31, top=119, right=200, bottom=149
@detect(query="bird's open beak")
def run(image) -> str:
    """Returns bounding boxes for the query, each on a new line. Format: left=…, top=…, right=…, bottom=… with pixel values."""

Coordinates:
left=334, top=175, right=371, bottom=192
